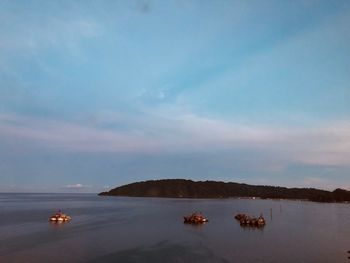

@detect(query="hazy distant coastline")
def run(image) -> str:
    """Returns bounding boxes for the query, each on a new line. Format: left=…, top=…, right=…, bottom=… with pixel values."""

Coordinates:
left=99, top=179, right=350, bottom=203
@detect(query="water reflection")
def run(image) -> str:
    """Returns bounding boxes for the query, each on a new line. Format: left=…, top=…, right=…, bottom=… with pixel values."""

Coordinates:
left=49, top=221, right=70, bottom=228
left=89, top=241, right=230, bottom=263
left=183, top=222, right=208, bottom=229
left=1, top=194, right=350, bottom=263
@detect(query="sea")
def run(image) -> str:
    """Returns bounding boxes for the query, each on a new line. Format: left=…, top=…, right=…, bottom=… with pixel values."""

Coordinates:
left=0, top=193, right=349, bottom=263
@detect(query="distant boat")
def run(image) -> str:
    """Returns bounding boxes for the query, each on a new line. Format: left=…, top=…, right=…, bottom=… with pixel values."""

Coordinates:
left=184, top=212, right=209, bottom=224
left=49, top=210, right=71, bottom=222
left=235, top=213, right=265, bottom=227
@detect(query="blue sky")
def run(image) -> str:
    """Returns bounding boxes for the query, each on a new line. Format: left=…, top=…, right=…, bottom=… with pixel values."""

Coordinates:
left=0, top=0, right=350, bottom=192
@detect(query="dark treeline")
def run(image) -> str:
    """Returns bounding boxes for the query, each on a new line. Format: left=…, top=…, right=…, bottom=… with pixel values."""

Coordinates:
left=99, top=179, right=350, bottom=203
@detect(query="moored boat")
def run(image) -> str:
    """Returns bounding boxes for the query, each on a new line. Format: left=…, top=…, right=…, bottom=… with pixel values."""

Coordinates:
left=234, top=213, right=265, bottom=227
left=49, top=210, right=71, bottom=222
left=184, top=212, right=209, bottom=224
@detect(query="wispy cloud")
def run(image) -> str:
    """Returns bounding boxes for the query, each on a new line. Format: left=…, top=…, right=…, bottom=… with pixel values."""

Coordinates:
left=1, top=112, right=350, bottom=168
left=0, top=3, right=101, bottom=52
left=0, top=113, right=160, bottom=153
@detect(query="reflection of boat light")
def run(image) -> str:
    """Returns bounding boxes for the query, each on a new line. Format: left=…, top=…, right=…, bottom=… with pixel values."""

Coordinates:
left=49, top=211, right=71, bottom=222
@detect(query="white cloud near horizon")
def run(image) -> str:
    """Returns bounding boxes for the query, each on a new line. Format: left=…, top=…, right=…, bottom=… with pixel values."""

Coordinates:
left=65, top=183, right=92, bottom=189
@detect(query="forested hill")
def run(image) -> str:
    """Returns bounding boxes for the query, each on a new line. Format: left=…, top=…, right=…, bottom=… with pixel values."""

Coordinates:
left=99, top=179, right=350, bottom=203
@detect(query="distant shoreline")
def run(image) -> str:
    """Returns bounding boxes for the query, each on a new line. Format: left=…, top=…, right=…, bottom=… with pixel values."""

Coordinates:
left=99, top=179, right=350, bottom=203
left=100, top=195, right=350, bottom=204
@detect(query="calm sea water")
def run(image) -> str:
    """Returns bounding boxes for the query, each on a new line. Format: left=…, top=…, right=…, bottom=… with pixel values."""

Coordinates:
left=0, top=193, right=349, bottom=263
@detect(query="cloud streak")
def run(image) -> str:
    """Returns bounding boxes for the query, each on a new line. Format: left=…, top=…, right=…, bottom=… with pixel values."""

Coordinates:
left=1, top=112, right=349, bottom=167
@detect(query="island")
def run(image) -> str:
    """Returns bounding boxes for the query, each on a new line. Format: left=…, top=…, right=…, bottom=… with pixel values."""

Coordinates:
left=99, top=179, right=350, bottom=203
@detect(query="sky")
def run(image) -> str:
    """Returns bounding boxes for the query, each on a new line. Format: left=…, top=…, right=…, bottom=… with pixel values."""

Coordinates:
left=0, top=0, right=350, bottom=193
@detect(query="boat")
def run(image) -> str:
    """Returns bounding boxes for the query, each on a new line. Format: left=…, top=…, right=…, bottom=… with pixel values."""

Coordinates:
left=184, top=212, right=209, bottom=224
left=49, top=210, right=71, bottom=222
left=234, top=213, right=265, bottom=227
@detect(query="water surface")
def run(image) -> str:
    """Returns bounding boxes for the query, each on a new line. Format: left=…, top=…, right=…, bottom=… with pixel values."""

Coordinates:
left=0, top=193, right=349, bottom=262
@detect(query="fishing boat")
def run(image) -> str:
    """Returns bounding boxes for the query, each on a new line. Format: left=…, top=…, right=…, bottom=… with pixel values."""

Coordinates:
left=184, top=212, right=209, bottom=224
left=235, top=213, right=265, bottom=227
left=49, top=210, right=71, bottom=222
